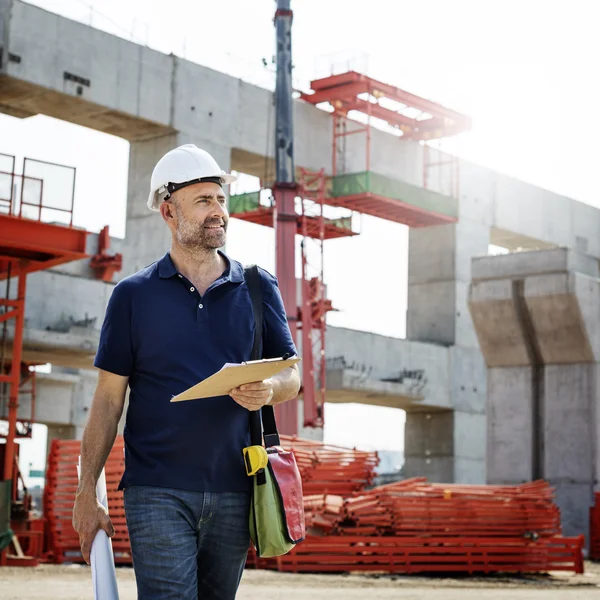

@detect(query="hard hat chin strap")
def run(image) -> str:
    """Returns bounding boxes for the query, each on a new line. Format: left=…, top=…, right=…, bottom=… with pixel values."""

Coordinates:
left=165, top=176, right=224, bottom=198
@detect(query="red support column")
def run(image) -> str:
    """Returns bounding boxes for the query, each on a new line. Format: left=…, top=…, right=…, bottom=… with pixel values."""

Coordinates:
left=3, top=267, right=25, bottom=485
left=274, top=184, right=298, bottom=435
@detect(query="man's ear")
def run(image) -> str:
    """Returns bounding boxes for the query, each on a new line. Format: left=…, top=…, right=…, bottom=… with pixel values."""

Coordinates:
left=160, top=201, right=175, bottom=223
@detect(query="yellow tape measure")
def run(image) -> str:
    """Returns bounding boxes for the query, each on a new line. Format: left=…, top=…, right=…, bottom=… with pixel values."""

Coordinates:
left=243, top=445, right=269, bottom=476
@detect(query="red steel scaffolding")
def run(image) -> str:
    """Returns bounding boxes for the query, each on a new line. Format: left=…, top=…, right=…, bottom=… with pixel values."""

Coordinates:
left=231, top=70, right=470, bottom=435
left=0, top=154, right=88, bottom=566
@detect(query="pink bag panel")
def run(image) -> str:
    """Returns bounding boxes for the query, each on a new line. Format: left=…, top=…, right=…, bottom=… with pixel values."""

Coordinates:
left=268, top=448, right=306, bottom=543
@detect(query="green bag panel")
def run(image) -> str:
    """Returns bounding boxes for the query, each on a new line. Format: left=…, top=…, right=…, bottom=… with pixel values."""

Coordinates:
left=0, top=480, right=13, bottom=551
left=249, top=464, right=295, bottom=558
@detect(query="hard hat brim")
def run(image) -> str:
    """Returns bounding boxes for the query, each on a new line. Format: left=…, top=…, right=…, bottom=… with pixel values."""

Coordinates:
left=147, top=171, right=237, bottom=212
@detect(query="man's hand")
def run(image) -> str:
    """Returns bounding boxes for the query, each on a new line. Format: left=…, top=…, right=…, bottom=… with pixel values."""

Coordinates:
left=72, top=490, right=116, bottom=565
left=230, top=379, right=274, bottom=411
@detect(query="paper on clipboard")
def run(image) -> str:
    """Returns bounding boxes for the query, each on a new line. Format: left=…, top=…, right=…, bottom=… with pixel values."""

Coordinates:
left=171, top=356, right=301, bottom=402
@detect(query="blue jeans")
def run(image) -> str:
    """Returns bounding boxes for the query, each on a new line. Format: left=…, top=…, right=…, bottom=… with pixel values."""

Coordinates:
left=123, top=486, right=250, bottom=600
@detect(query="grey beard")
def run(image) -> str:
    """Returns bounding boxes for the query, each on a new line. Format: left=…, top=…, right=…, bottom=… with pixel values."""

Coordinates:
left=176, top=223, right=227, bottom=250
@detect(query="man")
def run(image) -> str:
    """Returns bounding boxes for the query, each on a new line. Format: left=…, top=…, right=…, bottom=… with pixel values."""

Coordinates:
left=72, top=144, right=301, bottom=599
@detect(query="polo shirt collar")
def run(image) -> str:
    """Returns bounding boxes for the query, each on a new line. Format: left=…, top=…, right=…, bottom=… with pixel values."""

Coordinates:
left=157, top=250, right=244, bottom=283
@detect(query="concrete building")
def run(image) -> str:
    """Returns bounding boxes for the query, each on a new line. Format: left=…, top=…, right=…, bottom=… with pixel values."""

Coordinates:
left=1, top=0, right=599, bottom=536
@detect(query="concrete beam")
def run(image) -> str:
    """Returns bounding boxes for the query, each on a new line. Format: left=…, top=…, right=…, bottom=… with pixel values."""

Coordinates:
left=324, top=368, right=426, bottom=411
left=469, top=278, right=531, bottom=367
left=472, top=247, right=599, bottom=282
left=524, top=273, right=600, bottom=364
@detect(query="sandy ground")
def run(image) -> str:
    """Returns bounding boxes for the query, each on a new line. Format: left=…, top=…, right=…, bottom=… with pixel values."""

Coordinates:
left=2, top=563, right=600, bottom=600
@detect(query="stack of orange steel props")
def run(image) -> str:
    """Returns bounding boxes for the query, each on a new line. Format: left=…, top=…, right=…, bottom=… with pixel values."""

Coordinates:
left=44, top=438, right=131, bottom=564
left=284, top=478, right=582, bottom=574
left=44, top=437, right=583, bottom=575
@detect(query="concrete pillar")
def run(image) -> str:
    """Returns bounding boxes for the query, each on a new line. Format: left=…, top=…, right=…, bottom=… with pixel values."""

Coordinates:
left=404, top=410, right=454, bottom=482
left=487, top=367, right=534, bottom=483
left=407, top=219, right=489, bottom=348
left=405, top=218, right=489, bottom=483
left=543, top=364, right=596, bottom=537
left=469, top=248, right=600, bottom=538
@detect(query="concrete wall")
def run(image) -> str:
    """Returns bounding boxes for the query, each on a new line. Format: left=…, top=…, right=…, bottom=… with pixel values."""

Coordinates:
left=25, top=271, right=113, bottom=332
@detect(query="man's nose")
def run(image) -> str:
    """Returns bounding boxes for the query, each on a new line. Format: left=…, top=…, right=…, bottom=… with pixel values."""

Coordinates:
left=213, top=201, right=227, bottom=219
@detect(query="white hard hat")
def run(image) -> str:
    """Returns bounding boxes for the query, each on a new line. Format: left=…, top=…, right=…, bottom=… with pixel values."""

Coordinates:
left=147, top=144, right=237, bottom=211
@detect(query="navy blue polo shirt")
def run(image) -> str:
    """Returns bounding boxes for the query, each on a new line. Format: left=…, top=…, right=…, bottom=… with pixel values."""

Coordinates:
left=94, top=251, right=297, bottom=493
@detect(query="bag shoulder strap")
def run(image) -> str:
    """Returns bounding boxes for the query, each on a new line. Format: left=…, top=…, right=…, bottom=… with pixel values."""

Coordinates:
left=244, top=266, right=281, bottom=449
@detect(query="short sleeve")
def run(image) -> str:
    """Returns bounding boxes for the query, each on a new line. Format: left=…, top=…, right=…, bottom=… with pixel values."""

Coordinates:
left=94, top=281, right=135, bottom=377
left=260, top=269, right=298, bottom=360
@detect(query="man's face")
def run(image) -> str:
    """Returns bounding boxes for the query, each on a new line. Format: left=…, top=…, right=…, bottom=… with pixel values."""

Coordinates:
left=164, top=182, right=228, bottom=251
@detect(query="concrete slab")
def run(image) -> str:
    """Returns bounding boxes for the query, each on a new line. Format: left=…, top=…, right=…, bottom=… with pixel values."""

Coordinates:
left=325, top=368, right=425, bottom=410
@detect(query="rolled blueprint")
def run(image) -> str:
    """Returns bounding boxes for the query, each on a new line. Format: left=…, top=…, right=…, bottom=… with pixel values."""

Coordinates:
left=77, top=458, right=120, bottom=600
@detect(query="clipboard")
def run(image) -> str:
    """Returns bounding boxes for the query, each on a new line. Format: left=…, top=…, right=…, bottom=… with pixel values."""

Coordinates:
left=170, top=356, right=301, bottom=402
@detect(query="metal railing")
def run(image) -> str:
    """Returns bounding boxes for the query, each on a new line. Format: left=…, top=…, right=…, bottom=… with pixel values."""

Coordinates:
left=0, top=154, right=76, bottom=227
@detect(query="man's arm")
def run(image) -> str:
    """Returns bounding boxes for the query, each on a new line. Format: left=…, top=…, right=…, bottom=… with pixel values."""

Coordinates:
left=230, top=364, right=300, bottom=411
left=270, top=364, right=301, bottom=405
left=72, top=369, right=128, bottom=564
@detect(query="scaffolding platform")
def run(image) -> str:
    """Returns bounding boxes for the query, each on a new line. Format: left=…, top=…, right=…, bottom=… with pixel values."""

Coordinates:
left=229, top=192, right=358, bottom=239
left=0, top=214, right=88, bottom=279
left=328, top=171, right=457, bottom=227
left=300, top=71, right=471, bottom=141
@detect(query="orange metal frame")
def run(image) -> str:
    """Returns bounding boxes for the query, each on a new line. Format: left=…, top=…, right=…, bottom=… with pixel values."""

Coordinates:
left=301, top=71, right=471, bottom=140
left=90, top=225, right=123, bottom=282
left=302, top=70, right=470, bottom=205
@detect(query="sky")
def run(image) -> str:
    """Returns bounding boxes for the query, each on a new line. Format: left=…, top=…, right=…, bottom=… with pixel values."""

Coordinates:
left=3, top=0, right=600, bottom=479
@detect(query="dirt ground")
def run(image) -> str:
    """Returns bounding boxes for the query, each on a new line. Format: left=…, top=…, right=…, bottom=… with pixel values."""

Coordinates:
left=2, top=563, right=600, bottom=600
